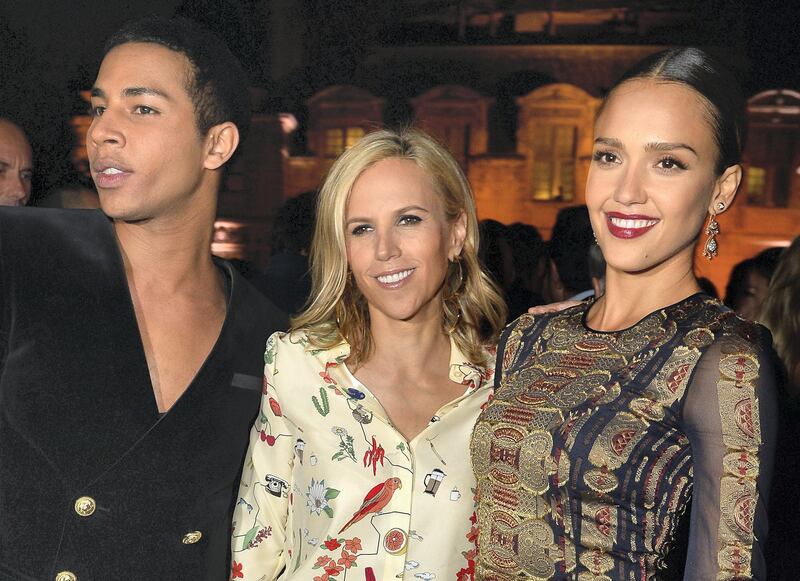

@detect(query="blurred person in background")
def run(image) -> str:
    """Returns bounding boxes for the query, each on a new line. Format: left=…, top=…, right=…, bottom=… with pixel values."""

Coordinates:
left=587, top=242, right=606, bottom=298
left=0, top=117, right=33, bottom=206
left=760, top=237, right=800, bottom=577
left=544, top=205, right=595, bottom=302
left=724, top=246, right=783, bottom=320
left=253, top=190, right=317, bottom=315
left=505, top=222, right=546, bottom=320
left=760, top=237, right=800, bottom=395
left=478, top=218, right=514, bottom=292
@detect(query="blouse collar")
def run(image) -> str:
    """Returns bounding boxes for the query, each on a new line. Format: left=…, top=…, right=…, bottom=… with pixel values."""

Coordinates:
left=311, top=334, right=492, bottom=392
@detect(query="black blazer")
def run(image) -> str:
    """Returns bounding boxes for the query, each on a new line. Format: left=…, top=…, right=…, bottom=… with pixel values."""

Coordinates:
left=0, top=208, right=287, bottom=580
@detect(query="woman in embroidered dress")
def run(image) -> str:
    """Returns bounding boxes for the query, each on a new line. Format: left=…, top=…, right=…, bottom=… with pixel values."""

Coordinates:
left=231, top=128, right=506, bottom=580
left=471, top=48, right=778, bottom=580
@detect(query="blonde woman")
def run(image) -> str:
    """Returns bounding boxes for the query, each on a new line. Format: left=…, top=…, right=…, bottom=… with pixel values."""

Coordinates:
left=231, top=128, right=506, bottom=580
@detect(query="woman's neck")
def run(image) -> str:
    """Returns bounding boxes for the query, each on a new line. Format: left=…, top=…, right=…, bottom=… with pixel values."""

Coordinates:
left=587, top=254, right=702, bottom=332
left=357, top=313, right=451, bottom=377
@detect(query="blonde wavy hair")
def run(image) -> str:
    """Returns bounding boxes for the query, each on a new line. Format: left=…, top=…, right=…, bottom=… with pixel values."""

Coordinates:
left=760, top=236, right=800, bottom=393
left=291, top=127, right=507, bottom=368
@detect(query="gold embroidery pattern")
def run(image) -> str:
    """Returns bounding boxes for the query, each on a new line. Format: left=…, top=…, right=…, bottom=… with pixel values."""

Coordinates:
left=472, top=296, right=764, bottom=580
left=715, top=336, right=762, bottom=580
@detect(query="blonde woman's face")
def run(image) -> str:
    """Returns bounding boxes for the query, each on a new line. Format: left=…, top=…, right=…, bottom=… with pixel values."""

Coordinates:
left=345, top=157, right=465, bottom=327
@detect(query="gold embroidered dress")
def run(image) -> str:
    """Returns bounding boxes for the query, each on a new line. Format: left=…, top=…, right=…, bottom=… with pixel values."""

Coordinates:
left=471, top=294, right=777, bottom=580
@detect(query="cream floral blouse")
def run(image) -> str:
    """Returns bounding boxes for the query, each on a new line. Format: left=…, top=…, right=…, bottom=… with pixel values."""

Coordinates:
left=231, top=331, right=495, bottom=581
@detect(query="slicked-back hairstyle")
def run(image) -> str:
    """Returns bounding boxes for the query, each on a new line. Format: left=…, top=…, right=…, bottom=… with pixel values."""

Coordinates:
left=104, top=16, right=251, bottom=142
left=291, top=128, right=507, bottom=368
left=604, top=47, right=746, bottom=175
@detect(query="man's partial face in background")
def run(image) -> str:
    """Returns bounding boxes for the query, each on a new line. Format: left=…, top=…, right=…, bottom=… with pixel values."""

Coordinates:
left=0, top=120, right=33, bottom=206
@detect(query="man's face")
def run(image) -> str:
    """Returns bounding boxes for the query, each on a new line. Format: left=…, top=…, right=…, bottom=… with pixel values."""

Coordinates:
left=0, top=120, right=34, bottom=206
left=86, top=42, right=209, bottom=222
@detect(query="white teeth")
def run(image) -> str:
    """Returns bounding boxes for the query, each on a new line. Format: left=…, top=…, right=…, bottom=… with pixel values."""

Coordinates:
left=101, top=167, right=123, bottom=175
left=377, top=269, right=414, bottom=284
left=610, top=217, right=658, bottom=229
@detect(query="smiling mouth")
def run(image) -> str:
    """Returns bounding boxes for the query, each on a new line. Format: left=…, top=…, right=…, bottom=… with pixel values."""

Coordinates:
left=376, top=269, right=414, bottom=284
left=608, top=216, right=659, bottom=229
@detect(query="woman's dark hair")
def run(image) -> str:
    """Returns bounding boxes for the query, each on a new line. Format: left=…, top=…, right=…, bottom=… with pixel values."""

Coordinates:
left=607, top=47, right=746, bottom=175
left=104, top=17, right=251, bottom=142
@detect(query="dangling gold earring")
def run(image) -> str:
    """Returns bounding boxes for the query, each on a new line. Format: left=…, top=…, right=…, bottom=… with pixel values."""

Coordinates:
left=702, top=214, right=720, bottom=260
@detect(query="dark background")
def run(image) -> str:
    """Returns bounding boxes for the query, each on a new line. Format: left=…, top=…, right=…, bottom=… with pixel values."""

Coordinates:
left=1, top=0, right=797, bottom=204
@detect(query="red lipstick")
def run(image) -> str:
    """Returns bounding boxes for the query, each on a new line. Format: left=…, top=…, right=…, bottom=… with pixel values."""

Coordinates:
left=605, top=212, right=660, bottom=239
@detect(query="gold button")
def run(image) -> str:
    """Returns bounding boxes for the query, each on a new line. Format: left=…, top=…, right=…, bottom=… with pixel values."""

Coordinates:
left=55, top=571, right=77, bottom=581
left=74, top=496, right=96, bottom=517
left=182, top=530, right=203, bottom=544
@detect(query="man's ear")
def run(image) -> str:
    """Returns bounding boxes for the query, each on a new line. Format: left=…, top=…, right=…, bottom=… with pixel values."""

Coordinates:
left=709, top=164, right=742, bottom=215
left=203, top=122, right=240, bottom=170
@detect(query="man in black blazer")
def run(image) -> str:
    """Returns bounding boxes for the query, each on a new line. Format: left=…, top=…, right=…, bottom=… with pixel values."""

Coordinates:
left=0, top=18, right=286, bottom=581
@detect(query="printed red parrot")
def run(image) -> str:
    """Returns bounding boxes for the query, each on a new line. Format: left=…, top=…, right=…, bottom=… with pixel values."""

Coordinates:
left=338, top=477, right=402, bottom=534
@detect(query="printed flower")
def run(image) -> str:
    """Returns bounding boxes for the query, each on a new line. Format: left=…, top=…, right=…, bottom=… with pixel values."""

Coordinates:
left=313, top=574, right=329, bottom=581
left=344, top=537, right=362, bottom=553
left=306, top=480, right=330, bottom=516
left=466, top=525, right=478, bottom=544
left=230, top=561, right=244, bottom=579
left=346, top=387, right=365, bottom=400
left=323, top=537, right=341, bottom=551
left=331, top=426, right=347, bottom=437
left=269, top=397, right=282, bottom=417
left=456, top=567, right=474, bottom=581
left=338, top=549, right=357, bottom=568
left=314, top=555, right=332, bottom=568
left=324, top=562, right=344, bottom=576
left=306, top=479, right=339, bottom=517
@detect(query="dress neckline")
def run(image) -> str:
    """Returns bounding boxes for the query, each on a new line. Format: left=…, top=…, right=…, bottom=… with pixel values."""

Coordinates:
left=580, top=291, right=708, bottom=335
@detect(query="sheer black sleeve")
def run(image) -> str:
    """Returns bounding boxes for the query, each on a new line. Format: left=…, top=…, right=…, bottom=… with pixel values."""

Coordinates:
left=681, top=330, right=778, bottom=580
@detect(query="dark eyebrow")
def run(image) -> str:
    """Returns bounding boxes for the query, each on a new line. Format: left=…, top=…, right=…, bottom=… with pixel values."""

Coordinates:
left=89, top=86, right=171, bottom=100
left=644, top=141, right=698, bottom=156
left=123, top=86, right=171, bottom=100
left=594, top=137, right=624, bottom=149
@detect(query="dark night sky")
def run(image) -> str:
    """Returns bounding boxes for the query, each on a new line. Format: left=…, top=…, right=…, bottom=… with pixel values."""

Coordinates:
left=0, top=0, right=797, bottom=202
